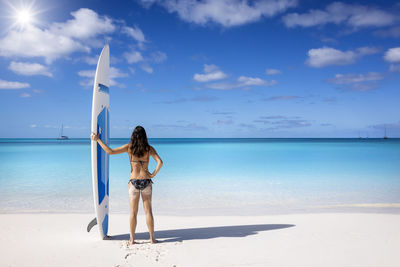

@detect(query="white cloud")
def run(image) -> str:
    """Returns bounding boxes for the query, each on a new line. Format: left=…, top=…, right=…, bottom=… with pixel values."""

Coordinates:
left=389, top=64, right=400, bottom=73
left=110, top=67, right=129, bottom=78
left=49, top=8, right=115, bottom=40
left=283, top=2, right=397, bottom=28
left=266, top=68, right=282, bottom=75
left=140, top=64, right=154, bottom=74
left=348, top=8, right=397, bottom=28
left=375, top=26, right=400, bottom=38
left=0, top=25, right=89, bottom=63
left=384, top=47, right=400, bottom=63
left=29, top=124, right=37, bottom=128
left=151, top=51, right=167, bottom=63
left=206, top=82, right=235, bottom=90
left=0, top=79, right=30, bottom=89
left=265, top=80, right=278, bottom=86
left=8, top=61, right=52, bottom=77
left=79, top=79, right=93, bottom=88
left=204, top=64, right=218, bottom=72
left=82, top=56, right=99, bottom=65
left=78, top=69, right=96, bottom=88
left=207, top=76, right=276, bottom=90
left=141, top=0, right=297, bottom=27
left=0, top=8, right=117, bottom=63
left=123, top=49, right=166, bottom=72
left=306, top=46, right=378, bottom=68
left=356, top=46, right=380, bottom=56
left=237, top=76, right=268, bottom=86
left=124, top=50, right=144, bottom=64
left=78, top=70, right=95, bottom=78
left=351, top=83, right=377, bottom=91
left=20, top=93, right=32, bottom=98
left=193, top=64, right=227, bottom=82
left=122, top=26, right=146, bottom=43
left=306, top=47, right=355, bottom=67
left=326, top=72, right=384, bottom=84
left=283, top=10, right=338, bottom=28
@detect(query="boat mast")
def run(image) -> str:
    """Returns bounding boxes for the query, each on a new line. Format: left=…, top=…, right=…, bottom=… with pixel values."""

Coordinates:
left=384, top=125, right=388, bottom=139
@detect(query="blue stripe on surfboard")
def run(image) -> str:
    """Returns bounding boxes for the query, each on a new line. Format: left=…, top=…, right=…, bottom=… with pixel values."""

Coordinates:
left=102, top=214, right=109, bottom=236
left=96, top=107, right=108, bottom=205
left=98, top=83, right=109, bottom=94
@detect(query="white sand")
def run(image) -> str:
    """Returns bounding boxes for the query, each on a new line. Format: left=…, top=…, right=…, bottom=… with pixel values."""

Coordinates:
left=1, top=213, right=400, bottom=267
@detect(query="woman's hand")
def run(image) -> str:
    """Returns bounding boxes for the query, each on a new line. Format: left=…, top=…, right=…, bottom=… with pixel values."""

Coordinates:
left=91, top=133, right=99, bottom=141
left=147, top=170, right=155, bottom=178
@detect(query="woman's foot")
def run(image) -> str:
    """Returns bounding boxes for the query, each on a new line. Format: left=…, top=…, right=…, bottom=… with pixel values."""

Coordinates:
left=151, top=238, right=158, bottom=244
left=128, top=239, right=135, bottom=245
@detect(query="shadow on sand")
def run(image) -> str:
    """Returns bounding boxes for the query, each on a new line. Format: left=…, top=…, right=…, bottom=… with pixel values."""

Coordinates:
left=108, top=224, right=295, bottom=243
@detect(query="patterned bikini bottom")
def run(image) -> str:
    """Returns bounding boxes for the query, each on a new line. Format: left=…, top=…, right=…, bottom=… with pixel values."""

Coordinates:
left=129, top=179, right=153, bottom=190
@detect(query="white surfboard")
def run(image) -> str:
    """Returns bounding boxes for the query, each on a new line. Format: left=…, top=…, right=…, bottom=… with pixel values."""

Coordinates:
left=88, top=45, right=110, bottom=239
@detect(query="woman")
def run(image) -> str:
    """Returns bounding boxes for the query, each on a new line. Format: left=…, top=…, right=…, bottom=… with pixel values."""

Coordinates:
left=91, top=126, right=163, bottom=245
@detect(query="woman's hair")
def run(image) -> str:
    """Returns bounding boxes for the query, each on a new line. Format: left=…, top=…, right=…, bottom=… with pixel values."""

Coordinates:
left=129, top=126, right=150, bottom=157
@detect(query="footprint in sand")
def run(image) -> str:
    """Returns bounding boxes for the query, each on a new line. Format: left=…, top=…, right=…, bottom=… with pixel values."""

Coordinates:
left=121, top=240, right=183, bottom=264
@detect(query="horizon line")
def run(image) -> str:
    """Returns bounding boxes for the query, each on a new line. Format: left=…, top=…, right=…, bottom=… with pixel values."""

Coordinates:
left=1, top=137, right=399, bottom=139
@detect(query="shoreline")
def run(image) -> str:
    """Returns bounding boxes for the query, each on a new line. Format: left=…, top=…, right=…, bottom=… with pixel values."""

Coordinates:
left=2, top=202, right=400, bottom=215
left=1, top=212, right=400, bottom=266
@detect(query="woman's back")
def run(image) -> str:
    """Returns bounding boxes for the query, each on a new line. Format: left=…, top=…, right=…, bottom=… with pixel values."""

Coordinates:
left=129, top=147, right=151, bottom=179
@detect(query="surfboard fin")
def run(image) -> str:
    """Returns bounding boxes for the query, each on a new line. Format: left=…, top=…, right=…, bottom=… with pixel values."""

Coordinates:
left=87, top=217, right=97, bottom=232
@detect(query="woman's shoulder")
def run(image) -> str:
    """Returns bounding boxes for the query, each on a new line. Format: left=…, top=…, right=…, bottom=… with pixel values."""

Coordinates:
left=148, top=145, right=155, bottom=154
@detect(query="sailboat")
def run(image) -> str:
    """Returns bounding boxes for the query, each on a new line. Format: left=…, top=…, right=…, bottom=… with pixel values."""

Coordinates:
left=383, top=126, right=388, bottom=139
left=57, top=124, right=69, bottom=140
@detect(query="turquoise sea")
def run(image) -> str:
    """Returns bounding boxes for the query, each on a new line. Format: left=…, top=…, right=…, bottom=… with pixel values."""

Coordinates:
left=0, top=138, right=399, bottom=215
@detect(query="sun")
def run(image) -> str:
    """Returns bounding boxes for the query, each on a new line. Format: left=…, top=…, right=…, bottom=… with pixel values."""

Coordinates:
left=16, top=8, right=33, bottom=27
left=4, top=1, right=44, bottom=31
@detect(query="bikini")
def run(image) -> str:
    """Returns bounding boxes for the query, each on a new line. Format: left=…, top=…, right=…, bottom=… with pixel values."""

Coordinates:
left=129, top=177, right=152, bottom=190
left=128, top=153, right=153, bottom=190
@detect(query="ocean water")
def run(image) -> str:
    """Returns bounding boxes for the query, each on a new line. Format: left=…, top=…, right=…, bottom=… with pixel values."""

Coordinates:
left=0, top=138, right=399, bottom=215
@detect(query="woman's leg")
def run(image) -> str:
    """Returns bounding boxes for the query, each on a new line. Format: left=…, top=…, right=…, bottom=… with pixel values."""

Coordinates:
left=141, top=184, right=156, bottom=243
left=128, top=183, right=140, bottom=245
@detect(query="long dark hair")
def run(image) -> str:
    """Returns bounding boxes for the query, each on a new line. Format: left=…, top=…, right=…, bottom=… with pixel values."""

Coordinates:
left=129, top=126, right=150, bottom=158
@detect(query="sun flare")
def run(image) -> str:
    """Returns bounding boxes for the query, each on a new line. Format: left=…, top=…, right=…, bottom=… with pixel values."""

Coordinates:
left=4, top=0, right=43, bottom=31
left=16, top=9, right=33, bottom=27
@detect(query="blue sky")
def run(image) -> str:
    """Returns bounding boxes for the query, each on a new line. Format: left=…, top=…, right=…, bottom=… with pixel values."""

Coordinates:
left=0, top=0, right=399, bottom=138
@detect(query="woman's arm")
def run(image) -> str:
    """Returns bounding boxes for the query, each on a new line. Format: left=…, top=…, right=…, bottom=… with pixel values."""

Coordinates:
left=91, top=133, right=128, bottom=155
left=148, top=146, right=163, bottom=178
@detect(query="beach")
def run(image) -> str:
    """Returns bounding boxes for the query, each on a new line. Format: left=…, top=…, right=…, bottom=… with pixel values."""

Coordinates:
left=1, top=212, right=400, bottom=266
left=1, top=138, right=400, bottom=266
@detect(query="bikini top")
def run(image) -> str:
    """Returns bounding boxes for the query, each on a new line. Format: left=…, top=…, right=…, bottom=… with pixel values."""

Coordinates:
left=131, top=160, right=148, bottom=167
left=129, top=150, right=150, bottom=169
